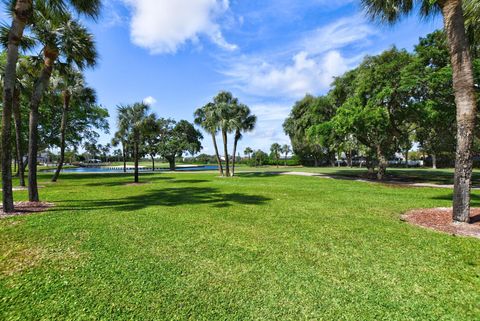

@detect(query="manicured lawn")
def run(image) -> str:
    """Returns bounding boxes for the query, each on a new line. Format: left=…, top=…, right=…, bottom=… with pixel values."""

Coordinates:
left=1, top=171, right=479, bottom=320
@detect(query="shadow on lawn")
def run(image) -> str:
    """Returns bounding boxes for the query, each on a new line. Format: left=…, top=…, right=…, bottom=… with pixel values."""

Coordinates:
left=431, top=193, right=480, bottom=207
left=54, top=186, right=271, bottom=212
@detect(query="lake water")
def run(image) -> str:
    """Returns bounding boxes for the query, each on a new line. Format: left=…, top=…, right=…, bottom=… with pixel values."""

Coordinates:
left=54, top=165, right=218, bottom=173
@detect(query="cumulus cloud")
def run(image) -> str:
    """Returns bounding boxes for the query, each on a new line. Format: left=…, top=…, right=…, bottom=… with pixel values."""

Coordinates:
left=143, top=96, right=157, bottom=105
left=224, top=50, right=349, bottom=98
left=122, top=0, right=237, bottom=54
left=222, top=16, right=375, bottom=99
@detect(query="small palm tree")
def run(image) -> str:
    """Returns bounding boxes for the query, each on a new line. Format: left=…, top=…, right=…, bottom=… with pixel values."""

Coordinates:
left=360, top=0, right=477, bottom=223
left=281, top=144, right=291, bottom=166
left=1, top=0, right=101, bottom=212
left=231, top=104, right=256, bottom=176
left=194, top=102, right=224, bottom=176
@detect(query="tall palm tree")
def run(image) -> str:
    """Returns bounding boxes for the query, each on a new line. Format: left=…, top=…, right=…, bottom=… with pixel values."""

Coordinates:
left=1, top=0, right=101, bottom=212
left=360, top=0, right=477, bottom=223
left=194, top=103, right=224, bottom=176
left=213, top=91, right=238, bottom=177
left=244, top=147, right=253, bottom=160
left=281, top=144, right=291, bottom=166
left=231, top=104, right=256, bottom=176
left=51, top=69, right=96, bottom=182
left=270, top=143, right=281, bottom=168
left=117, top=103, right=150, bottom=183
left=113, top=105, right=131, bottom=173
left=28, top=8, right=97, bottom=202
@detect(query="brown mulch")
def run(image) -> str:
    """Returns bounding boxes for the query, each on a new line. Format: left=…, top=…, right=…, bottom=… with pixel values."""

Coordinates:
left=402, top=208, right=480, bottom=239
left=0, top=202, right=54, bottom=219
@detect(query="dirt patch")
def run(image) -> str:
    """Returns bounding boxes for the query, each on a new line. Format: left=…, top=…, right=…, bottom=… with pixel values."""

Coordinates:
left=0, top=202, right=54, bottom=219
left=402, top=208, right=480, bottom=239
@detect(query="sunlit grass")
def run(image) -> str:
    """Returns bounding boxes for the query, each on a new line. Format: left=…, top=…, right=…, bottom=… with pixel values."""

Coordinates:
left=1, top=171, right=479, bottom=320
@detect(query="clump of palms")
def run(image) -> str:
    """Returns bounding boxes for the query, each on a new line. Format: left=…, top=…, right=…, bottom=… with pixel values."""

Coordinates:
left=194, top=91, right=256, bottom=177
left=116, top=102, right=153, bottom=183
left=270, top=143, right=281, bottom=168
left=1, top=0, right=101, bottom=212
left=360, top=0, right=478, bottom=223
left=280, top=144, right=291, bottom=166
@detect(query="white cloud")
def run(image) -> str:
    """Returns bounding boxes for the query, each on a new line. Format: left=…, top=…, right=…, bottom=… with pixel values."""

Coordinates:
left=143, top=96, right=157, bottom=105
left=222, top=16, right=375, bottom=99
left=225, top=50, right=349, bottom=98
left=123, top=0, right=237, bottom=54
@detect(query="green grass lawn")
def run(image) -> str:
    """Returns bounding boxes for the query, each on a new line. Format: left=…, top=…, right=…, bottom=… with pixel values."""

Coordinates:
left=1, top=171, right=479, bottom=320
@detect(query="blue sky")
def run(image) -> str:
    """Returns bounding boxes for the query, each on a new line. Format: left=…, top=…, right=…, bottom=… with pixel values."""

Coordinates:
left=32, top=1, right=445, bottom=155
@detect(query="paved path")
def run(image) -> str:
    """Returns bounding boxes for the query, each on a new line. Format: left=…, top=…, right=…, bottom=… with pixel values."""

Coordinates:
left=259, top=171, right=476, bottom=190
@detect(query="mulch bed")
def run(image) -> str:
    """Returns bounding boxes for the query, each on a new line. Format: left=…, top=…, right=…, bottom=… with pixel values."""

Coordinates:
left=0, top=202, right=54, bottom=219
left=402, top=208, right=480, bottom=239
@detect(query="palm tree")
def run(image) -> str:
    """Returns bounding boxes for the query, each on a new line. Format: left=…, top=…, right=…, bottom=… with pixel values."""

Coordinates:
left=1, top=0, right=101, bottom=212
left=27, top=8, right=97, bottom=202
left=117, top=103, right=151, bottom=183
left=244, top=147, right=253, bottom=160
left=194, top=103, right=224, bottom=176
left=113, top=105, right=132, bottom=173
left=51, top=69, right=97, bottom=182
left=213, top=91, right=238, bottom=177
left=231, top=104, right=256, bottom=176
left=360, top=0, right=477, bottom=223
left=281, top=144, right=291, bottom=166
left=270, top=143, right=281, bottom=168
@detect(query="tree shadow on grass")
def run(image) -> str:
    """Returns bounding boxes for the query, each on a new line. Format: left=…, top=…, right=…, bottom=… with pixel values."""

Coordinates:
left=53, top=187, right=271, bottom=212
left=431, top=193, right=480, bottom=207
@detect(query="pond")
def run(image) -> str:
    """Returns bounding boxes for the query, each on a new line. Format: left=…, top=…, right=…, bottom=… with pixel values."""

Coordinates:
left=49, top=165, right=219, bottom=173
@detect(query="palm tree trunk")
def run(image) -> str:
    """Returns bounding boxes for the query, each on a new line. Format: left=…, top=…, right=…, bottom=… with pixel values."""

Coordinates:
left=134, top=141, right=139, bottom=183
left=212, top=133, right=224, bottom=176
left=122, top=142, right=127, bottom=173
left=28, top=51, right=57, bottom=202
left=2, top=1, right=31, bottom=212
left=12, top=86, right=25, bottom=187
left=222, top=129, right=230, bottom=177
left=52, top=92, right=70, bottom=182
left=232, top=131, right=240, bottom=176
left=440, top=0, right=477, bottom=223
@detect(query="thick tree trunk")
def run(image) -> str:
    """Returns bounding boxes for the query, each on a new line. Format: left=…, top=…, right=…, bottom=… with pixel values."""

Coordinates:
left=376, top=147, right=387, bottom=181
left=28, top=50, right=57, bottom=202
left=2, top=1, right=31, bottom=212
left=440, top=0, right=477, bottom=223
left=211, top=133, right=224, bottom=176
left=222, top=129, right=230, bottom=177
left=432, top=153, right=437, bottom=169
left=52, top=92, right=70, bottom=182
left=313, top=157, right=319, bottom=167
left=134, top=141, right=139, bottom=183
left=12, top=86, right=25, bottom=186
left=232, top=132, right=240, bottom=176
left=167, top=156, right=175, bottom=171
